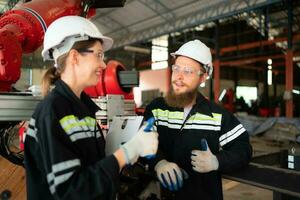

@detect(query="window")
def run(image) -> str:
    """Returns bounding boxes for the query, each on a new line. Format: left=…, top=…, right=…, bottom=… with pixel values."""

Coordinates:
left=151, top=35, right=168, bottom=70
left=236, top=86, right=257, bottom=107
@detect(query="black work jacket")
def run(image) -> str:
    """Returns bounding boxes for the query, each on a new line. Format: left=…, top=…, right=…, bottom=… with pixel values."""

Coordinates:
left=24, top=80, right=120, bottom=200
left=144, top=93, right=252, bottom=200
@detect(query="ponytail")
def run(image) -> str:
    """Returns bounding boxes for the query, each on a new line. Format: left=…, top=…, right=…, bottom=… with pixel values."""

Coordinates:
left=41, top=67, right=59, bottom=97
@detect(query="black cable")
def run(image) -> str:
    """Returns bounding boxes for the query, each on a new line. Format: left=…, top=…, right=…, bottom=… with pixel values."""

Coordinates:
left=0, top=121, right=24, bottom=166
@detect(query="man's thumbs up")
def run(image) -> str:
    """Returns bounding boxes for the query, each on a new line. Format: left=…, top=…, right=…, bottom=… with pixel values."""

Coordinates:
left=200, top=138, right=207, bottom=151
left=191, top=139, right=219, bottom=173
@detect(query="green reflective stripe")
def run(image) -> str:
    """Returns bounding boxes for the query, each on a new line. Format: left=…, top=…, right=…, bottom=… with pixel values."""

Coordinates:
left=152, top=109, right=184, bottom=120
left=59, top=115, right=76, bottom=124
left=190, top=113, right=222, bottom=122
left=59, top=115, right=96, bottom=135
left=212, top=113, right=222, bottom=120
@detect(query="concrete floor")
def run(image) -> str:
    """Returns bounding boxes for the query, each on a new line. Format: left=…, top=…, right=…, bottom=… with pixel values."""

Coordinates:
left=223, top=179, right=272, bottom=200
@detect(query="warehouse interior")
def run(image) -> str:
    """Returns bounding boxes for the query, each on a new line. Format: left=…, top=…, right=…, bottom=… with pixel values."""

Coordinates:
left=0, top=0, right=300, bottom=199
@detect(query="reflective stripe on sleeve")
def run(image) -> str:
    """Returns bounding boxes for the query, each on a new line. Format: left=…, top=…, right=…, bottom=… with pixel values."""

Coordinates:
left=47, top=159, right=81, bottom=194
left=219, top=124, right=246, bottom=146
left=25, top=118, right=38, bottom=142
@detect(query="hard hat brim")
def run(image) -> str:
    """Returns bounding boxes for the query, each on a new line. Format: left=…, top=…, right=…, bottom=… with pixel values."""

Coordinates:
left=100, top=36, right=113, bottom=52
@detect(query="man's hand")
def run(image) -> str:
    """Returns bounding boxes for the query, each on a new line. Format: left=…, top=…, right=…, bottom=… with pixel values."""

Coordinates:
left=155, top=160, right=188, bottom=191
left=191, top=139, right=219, bottom=173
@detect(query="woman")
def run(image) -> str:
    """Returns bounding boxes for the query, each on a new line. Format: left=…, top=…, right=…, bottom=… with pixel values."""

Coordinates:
left=24, top=16, right=158, bottom=200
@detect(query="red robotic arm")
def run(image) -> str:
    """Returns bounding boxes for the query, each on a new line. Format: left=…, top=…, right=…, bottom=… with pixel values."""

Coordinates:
left=0, top=0, right=83, bottom=91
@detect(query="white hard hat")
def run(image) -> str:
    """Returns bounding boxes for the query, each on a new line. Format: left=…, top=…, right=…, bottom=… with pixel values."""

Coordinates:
left=41, top=15, right=113, bottom=65
left=171, top=39, right=213, bottom=76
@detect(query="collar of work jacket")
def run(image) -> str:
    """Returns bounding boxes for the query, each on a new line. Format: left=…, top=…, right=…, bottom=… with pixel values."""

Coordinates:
left=54, top=79, right=100, bottom=116
left=188, top=92, right=214, bottom=118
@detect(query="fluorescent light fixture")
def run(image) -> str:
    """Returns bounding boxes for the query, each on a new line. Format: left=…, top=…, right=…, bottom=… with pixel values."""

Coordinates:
left=267, top=59, right=272, bottom=65
left=152, top=35, right=168, bottom=70
left=268, top=65, right=272, bottom=70
left=293, top=89, right=300, bottom=95
left=236, top=86, right=257, bottom=106
left=267, top=70, right=272, bottom=85
left=218, top=89, right=227, bottom=102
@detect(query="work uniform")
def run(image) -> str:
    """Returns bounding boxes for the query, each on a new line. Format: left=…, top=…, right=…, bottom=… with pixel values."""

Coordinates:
left=144, top=93, right=252, bottom=200
left=24, top=80, right=120, bottom=200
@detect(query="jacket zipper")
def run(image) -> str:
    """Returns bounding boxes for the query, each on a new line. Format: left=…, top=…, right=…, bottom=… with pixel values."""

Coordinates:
left=179, top=108, right=194, bottom=132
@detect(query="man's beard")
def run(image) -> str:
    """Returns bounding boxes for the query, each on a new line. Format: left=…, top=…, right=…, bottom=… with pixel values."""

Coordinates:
left=165, top=83, right=198, bottom=108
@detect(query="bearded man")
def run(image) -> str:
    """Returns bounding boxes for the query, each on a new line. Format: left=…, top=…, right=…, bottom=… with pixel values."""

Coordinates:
left=144, top=40, right=252, bottom=200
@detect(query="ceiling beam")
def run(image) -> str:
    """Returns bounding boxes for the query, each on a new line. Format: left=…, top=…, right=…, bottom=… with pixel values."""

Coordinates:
left=220, top=54, right=285, bottom=66
left=112, top=0, right=282, bottom=49
left=96, top=15, right=130, bottom=34
left=138, top=0, right=175, bottom=24
left=220, top=34, right=300, bottom=55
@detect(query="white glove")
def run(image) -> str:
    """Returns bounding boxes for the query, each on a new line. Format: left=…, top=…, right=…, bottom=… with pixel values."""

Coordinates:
left=154, top=159, right=188, bottom=191
left=121, top=124, right=158, bottom=165
left=191, top=139, right=219, bottom=173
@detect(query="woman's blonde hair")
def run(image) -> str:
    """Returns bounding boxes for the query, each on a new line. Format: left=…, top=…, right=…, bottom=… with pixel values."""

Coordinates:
left=41, top=38, right=102, bottom=97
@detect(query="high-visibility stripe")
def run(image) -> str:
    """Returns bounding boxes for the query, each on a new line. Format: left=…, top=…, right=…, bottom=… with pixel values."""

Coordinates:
left=158, top=121, right=182, bottom=129
left=26, top=127, right=38, bottom=142
left=60, top=115, right=96, bottom=131
left=70, top=131, right=101, bottom=142
left=152, top=109, right=184, bottom=120
left=219, top=124, right=246, bottom=146
left=25, top=118, right=38, bottom=142
left=158, top=121, right=221, bottom=131
left=60, top=115, right=96, bottom=135
left=190, top=113, right=222, bottom=125
left=59, top=115, right=100, bottom=142
left=153, top=109, right=222, bottom=123
left=154, top=116, right=184, bottom=124
left=189, top=118, right=221, bottom=126
left=184, top=124, right=221, bottom=131
left=49, top=171, right=74, bottom=194
left=193, top=113, right=222, bottom=122
left=47, top=159, right=80, bottom=194
left=155, top=115, right=221, bottom=125
left=156, top=117, right=221, bottom=127
left=153, top=108, right=223, bottom=132
left=219, top=124, right=242, bottom=141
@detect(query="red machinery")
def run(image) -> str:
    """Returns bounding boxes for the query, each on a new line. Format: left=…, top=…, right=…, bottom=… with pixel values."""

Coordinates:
left=85, top=60, right=134, bottom=100
left=0, top=0, right=128, bottom=94
left=221, top=88, right=235, bottom=113
left=0, top=0, right=85, bottom=91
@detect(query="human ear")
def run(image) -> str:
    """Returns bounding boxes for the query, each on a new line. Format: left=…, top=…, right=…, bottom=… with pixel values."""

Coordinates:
left=68, top=49, right=79, bottom=66
left=199, top=73, right=208, bottom=84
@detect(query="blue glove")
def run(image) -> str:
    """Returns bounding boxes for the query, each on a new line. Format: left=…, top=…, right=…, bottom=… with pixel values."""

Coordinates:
left=143, top=117, right=155, bottom=132
left=155, top=160, right=189, bottom=191
left=200, top=138, right=207, bottom=151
